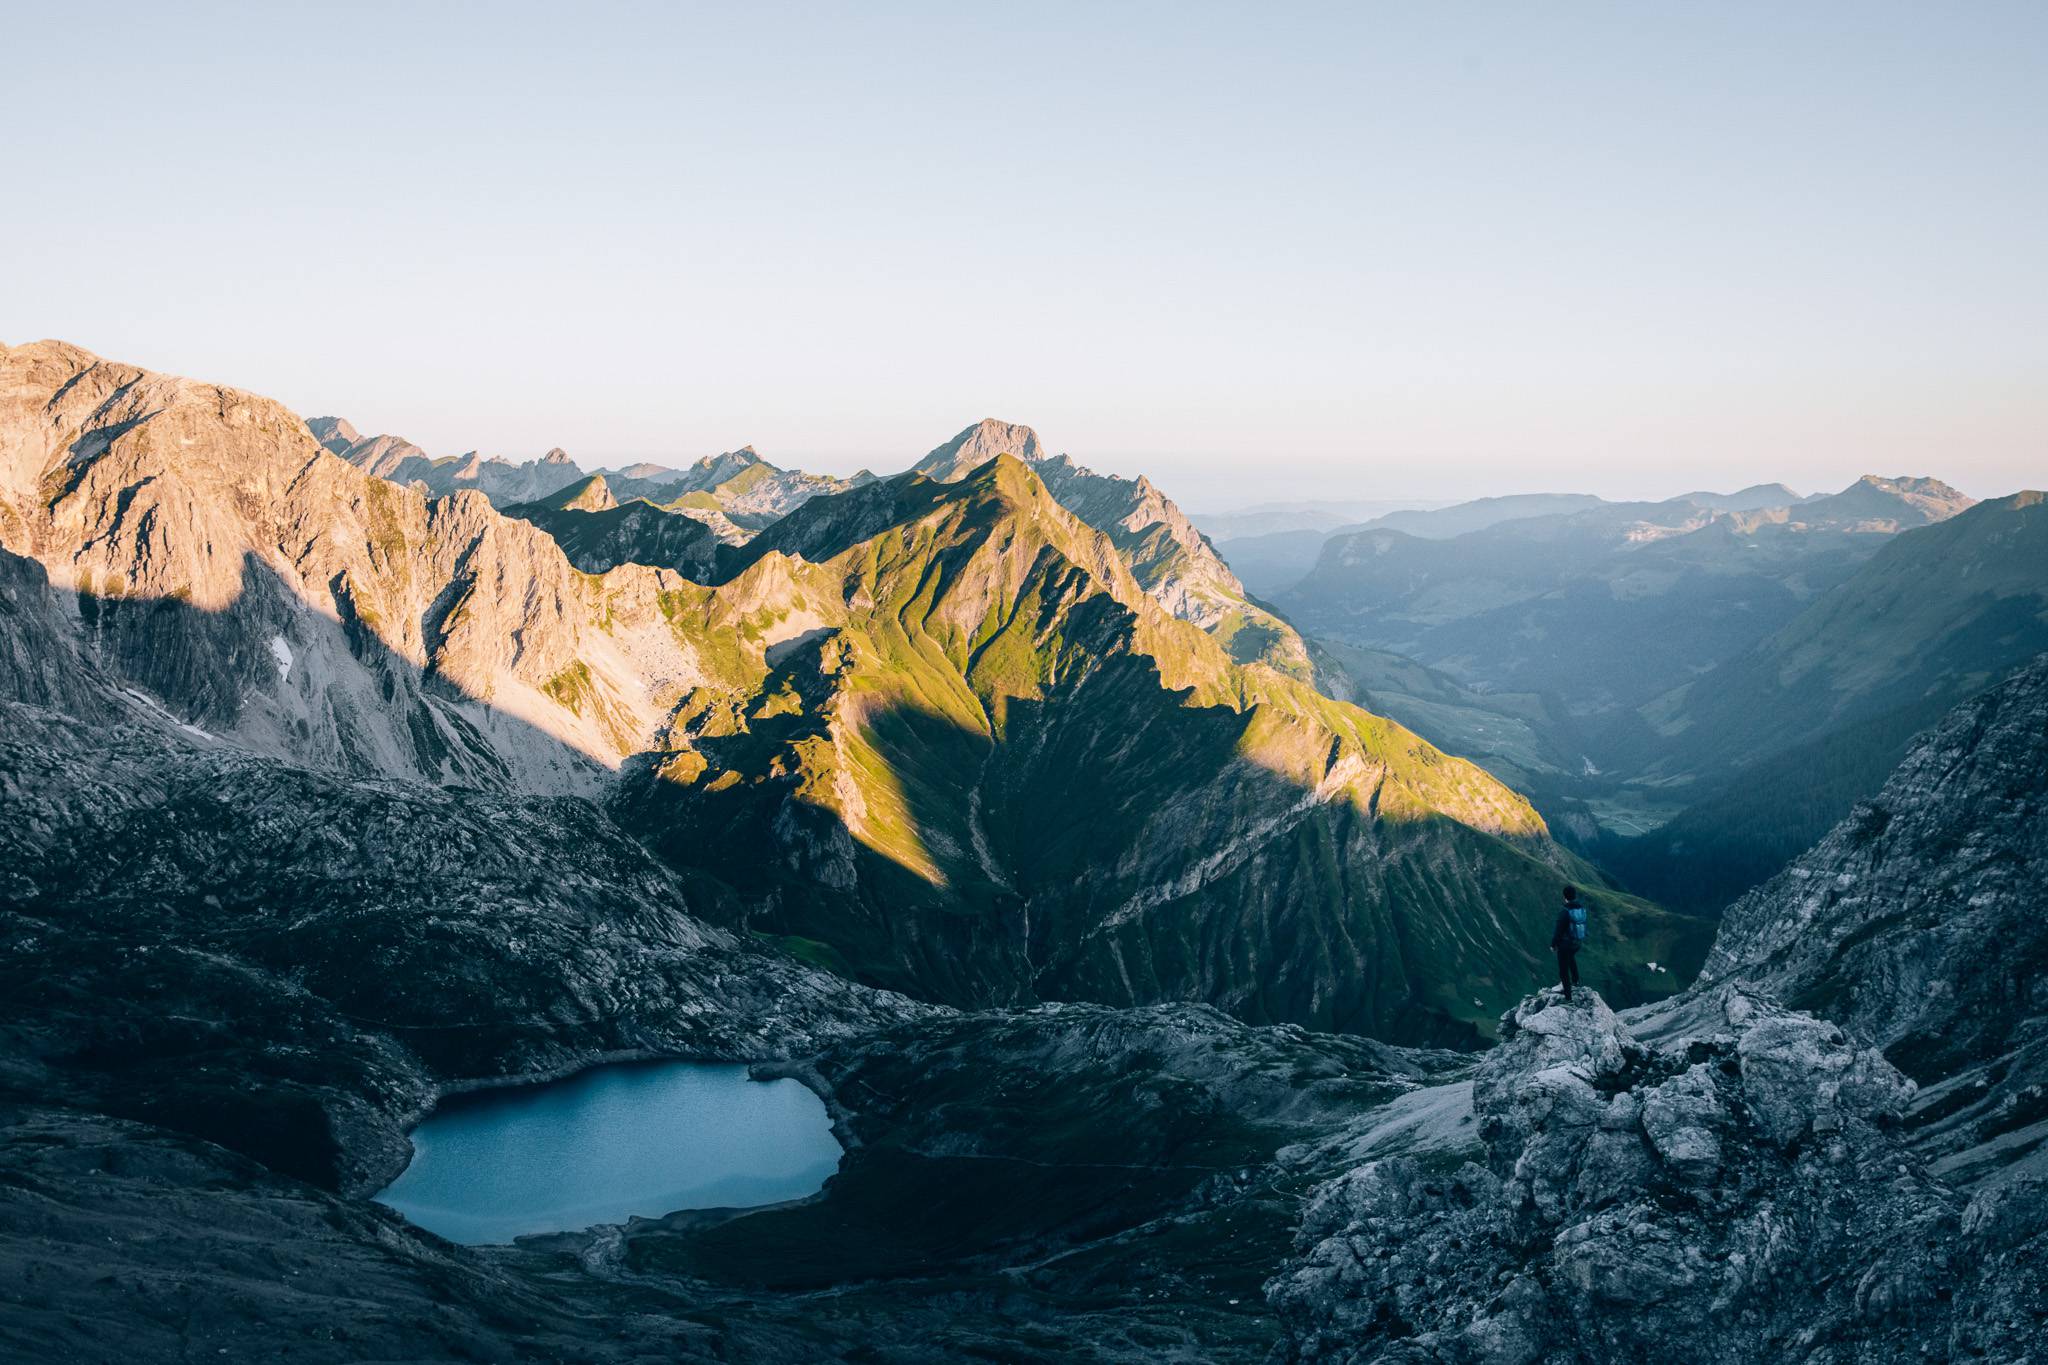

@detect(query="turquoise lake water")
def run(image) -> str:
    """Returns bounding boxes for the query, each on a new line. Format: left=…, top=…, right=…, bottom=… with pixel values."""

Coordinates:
left=375, top=1060, right=842, bottom=1244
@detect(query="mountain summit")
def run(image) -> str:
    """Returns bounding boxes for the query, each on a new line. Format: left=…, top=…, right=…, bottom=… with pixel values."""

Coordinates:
left=1792, top=473, right=1974, bottom=530
left=907, top=420, right=1321, bottom=678
left=911, top=419, right=1051, bottom=481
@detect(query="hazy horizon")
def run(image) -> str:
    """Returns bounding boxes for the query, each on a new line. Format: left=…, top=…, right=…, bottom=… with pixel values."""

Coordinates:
left=282, top=405, right=2041, bottom=509
left=8, top=1, right=2044, bottom=507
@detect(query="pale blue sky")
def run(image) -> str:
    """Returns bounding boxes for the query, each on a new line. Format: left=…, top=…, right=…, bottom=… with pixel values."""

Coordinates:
left=6, top=1, right=2043, bottom=505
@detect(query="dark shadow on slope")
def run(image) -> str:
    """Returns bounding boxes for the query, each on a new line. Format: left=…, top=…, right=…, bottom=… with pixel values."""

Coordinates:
left=620, top=633, right=1710, bottom=1048
left=501, top=496, right=723, bottom=579
left=0, top=544, right=912, bottom=1192
left=613, top=1005, right=1445, bottom=1360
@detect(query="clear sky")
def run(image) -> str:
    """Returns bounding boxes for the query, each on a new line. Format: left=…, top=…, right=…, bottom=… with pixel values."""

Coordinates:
left=6, top=1, right=2044, bottom=506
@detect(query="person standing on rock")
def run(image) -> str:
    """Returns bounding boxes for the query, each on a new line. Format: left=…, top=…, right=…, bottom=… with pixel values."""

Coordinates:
left=1550, top=885, right=1587, bottom=1002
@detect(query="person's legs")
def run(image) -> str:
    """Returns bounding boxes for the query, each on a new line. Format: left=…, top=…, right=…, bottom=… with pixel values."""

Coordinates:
left=1567, top=952, right=1581, bottom=989
left=1557, top=949, right=1574, bottom=1000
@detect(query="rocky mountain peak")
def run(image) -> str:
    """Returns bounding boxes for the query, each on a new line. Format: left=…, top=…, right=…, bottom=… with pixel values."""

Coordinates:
left=306, top=415, right=361, bottom=451
left=1798, top=473, right=1976, bottom=528
left=696, top=446, right=762, bottom=468
left=912, top=418, right=1050, bottom=481
left=546, top=474, right=617, bottom=513
left=541, top=447, right=573, bottom=465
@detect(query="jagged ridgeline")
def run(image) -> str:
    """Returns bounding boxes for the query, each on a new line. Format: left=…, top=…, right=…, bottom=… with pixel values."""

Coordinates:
left=0, top=342, right=1706, bottom=1040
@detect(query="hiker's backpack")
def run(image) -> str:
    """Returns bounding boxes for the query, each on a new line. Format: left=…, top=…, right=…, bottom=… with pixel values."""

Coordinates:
left=1568, top=903, right=1588, bottom=944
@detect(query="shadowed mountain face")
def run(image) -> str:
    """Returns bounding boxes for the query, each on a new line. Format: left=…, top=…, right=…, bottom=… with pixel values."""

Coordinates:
left=0, top=688, right=922, bottom=1193
left=1259, top=474, right=2035, bottom=914
left=0, top=341, right=1705, bottom=1039
left=1595, top=492, right=2048, bottom=909
left=502, top=475, right=724, bottom=579
left=1637, top=491, right=2048, bottom=777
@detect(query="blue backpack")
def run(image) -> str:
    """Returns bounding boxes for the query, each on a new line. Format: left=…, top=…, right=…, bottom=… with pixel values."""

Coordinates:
left=1567, top=902, right=1588, bottom=944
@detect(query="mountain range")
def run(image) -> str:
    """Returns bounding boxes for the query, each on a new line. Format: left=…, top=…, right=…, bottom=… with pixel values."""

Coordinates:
left=1277, top=474, right=1977, bottom=719
left=1188, top=498, right=1445, bottom=543
left=1592, top=488, right=2048, bottom=907
left=1249, top=472, right=2047, bottom=906
left=1206, top=478, right=1963, bottom=601
left=0, top=342, right=1705, bottom=1043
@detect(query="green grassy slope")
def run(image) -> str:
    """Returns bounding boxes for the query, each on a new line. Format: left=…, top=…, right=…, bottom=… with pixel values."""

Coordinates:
left=621, top=457, right=1709, bottom=1042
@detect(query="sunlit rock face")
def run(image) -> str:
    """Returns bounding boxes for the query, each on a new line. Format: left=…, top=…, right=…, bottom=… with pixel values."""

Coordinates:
left=2, top=340, right=709, bottom=791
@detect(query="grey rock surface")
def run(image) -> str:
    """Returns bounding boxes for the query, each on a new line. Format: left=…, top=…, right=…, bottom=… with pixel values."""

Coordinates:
left=1267, top=987, right=2047, bottom=1363
left=1703, top=654, right=2048, bottom=1185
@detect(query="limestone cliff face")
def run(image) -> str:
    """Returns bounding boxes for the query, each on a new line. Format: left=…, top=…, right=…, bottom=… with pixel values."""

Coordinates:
left=1702, top=653, right=2048, bottom=1185
left=1, top=341, right=703, bottom=790
left=910, top=418, right=1051, bottom=480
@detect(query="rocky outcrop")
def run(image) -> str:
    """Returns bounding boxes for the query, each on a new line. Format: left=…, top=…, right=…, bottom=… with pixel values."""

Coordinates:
left=1267, top=667, right=2048, bottom=1362
left=1702, top=653, right=2048, bottom=1185
left=1267, top=988, right=2048, bottom=1363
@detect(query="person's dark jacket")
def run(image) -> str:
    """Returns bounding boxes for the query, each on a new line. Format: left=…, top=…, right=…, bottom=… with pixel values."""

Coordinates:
left=1551, top=905, right=1582, bottom=953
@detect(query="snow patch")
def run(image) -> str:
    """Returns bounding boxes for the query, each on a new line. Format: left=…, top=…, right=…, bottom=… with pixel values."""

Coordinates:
left=268, top=634, right=294, bottom=682
left=122, top=686, right=218, bottom=742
